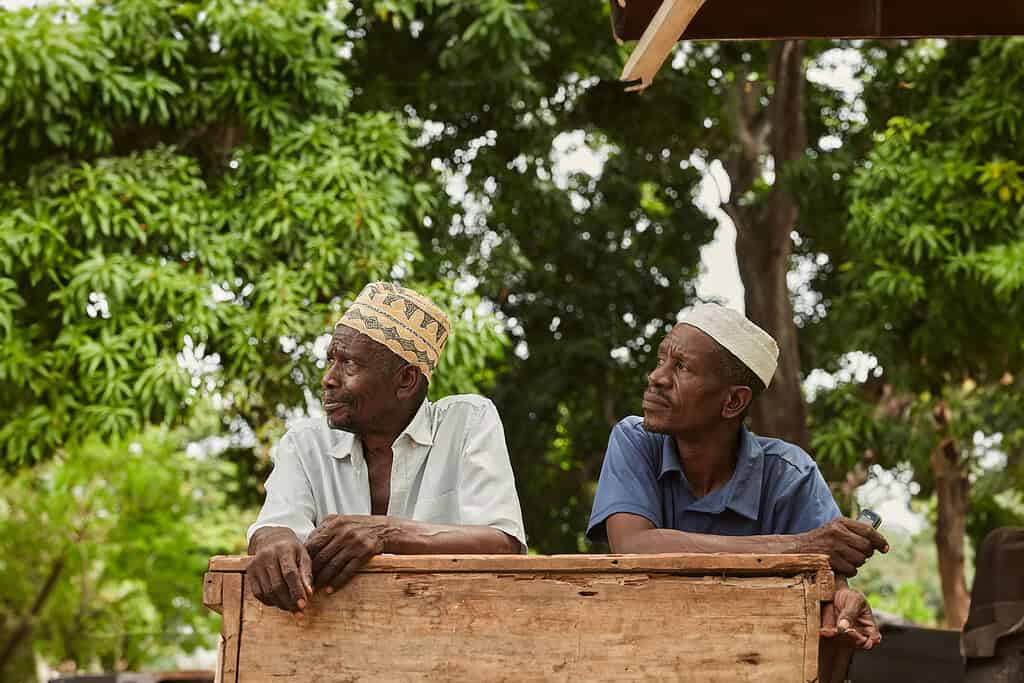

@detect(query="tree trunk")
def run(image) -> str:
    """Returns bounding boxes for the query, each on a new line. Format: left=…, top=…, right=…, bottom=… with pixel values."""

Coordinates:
left=723, top=40, right=810, bottom=449
left=931, top=436, right=972, bottom=628
left=734, top=208, right=808, bottom=449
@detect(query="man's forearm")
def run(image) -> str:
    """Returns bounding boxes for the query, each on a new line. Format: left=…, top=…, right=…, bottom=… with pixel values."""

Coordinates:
left=611, top=527, right=801, bottom=555
left=380, top=517, right=521, bottom=555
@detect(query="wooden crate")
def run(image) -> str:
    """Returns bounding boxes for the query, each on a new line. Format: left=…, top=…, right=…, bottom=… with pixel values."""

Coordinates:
left=204, top=553, right=834, bottom=682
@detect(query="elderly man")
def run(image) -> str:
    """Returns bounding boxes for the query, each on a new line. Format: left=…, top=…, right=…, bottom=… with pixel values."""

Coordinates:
left=248, top=282, right=526, bottom=612
left=587, top=304, right=888, bottom=673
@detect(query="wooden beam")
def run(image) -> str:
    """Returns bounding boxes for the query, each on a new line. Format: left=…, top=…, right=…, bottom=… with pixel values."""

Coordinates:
left=611, top=0, right=1024, bottom=41
left=620, top=0, right=707, bottom=91
left=209, top=552, right=831, bottom=575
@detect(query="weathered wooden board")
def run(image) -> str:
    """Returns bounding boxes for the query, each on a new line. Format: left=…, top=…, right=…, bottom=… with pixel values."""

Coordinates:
left=218, top=573, right=243, bottom=683
left=205, top=554, right=832, bottom=682
left=208, top=552, right=833, bottom=580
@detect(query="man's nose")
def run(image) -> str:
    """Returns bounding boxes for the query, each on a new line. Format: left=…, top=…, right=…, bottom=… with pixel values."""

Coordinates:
left=648, top=365, right=669, bottom=388
left=321, top=364, right=338, bottom=390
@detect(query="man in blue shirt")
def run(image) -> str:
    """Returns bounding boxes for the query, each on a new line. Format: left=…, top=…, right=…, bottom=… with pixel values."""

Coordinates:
left=588, top=304, right=888, bottom=673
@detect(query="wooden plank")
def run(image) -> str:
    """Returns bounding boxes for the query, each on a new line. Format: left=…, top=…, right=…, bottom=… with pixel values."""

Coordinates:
left=620, top=0, right=708, bottom=92
left=219, top=573, right=244, bottom=683
left=237, top=571, right=814, bottom=681
left=202, top=572, right=224, bottom=615
left=815, top=567, right=835, bottom=602
left=610, top=0, right=1024, bottom=41
left=803, top=578, right=823, bottom=682
left=208, top=552, right=831, bottom=575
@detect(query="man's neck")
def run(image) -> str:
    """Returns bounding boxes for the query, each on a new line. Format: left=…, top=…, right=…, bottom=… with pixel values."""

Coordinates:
left=360, top=398, right=425, bottom=455
left=673, top=422, right=742, bottom=498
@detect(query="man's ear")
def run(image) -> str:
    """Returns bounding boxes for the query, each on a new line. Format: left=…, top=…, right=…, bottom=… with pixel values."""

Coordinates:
left=394, top=364, right=422, bottom=401
left=722, top=386, right=753, bottom=419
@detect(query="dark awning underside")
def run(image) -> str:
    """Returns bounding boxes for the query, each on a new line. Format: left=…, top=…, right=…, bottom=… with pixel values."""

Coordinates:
left=611, top=0, right=1024, bottom=41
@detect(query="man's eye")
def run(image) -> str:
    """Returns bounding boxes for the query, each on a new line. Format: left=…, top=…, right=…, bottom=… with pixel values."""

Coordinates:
left=675, top=360, right=686, bottom=370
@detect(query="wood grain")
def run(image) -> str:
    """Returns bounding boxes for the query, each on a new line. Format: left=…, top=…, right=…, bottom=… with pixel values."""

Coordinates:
left=203, top=572, right=224, bottom=614
left=236, top=571, right=815, bottom=682
left=219, top=573, right=243, bottom=683
left=803, top=577, right=823, bottom=682
left=208, top=552, right=831, bottom=575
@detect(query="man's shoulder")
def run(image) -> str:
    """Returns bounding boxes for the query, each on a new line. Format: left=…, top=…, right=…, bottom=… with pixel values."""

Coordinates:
left=611, top=416, right=664, bottom=453
left=284, top=415, right=334, bottom=437
left=278, top=416, right=341, bottom=458
left=431, top=394, right=498, bottom=423
left=753, top=433, right=819, bottom=474
left=433, top=393, right=494, bottom=412
left=615, top=415, right=649, bottom=437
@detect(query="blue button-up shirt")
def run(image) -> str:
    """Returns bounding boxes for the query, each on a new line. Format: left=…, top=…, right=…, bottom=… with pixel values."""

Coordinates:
left=587, top=416, right=840, bottom=543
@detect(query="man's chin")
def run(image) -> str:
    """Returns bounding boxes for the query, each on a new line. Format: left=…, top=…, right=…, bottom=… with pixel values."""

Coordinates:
left=642, top=414, right=670, bottom=434
left=326, top=413, right=356, bottom=433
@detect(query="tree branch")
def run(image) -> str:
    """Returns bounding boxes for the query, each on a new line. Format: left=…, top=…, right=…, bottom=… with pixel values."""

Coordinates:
left=0, top=555, right=67, bottom=675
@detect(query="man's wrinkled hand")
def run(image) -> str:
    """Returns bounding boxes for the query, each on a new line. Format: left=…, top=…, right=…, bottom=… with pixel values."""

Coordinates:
left=248, top=529, right=313, bottom=613
left=797, top=518, right=889, bottom=577
left=821, top=586, right=882, bottom=650
left=305, top=515, right=396, bottom=594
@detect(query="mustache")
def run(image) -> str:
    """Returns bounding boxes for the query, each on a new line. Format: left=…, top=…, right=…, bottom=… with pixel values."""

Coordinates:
left=644, top=389, right=670, bottom=403
left=323, top=392, right=355, bottom=404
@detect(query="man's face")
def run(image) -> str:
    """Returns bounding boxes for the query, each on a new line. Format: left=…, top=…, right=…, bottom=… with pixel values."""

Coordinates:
left=642, top=324, right=730, bottom=436
left=321, top=326, right=402, bottom=433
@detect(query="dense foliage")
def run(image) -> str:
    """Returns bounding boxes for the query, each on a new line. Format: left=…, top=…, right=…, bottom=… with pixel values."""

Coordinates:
left=0, top=1, right=508, bottom=675
left=0, top=419, right=244, bottom=675
left=799, top=39, right=1024, bottom=625
left=0, top=1, right=513, bottom=469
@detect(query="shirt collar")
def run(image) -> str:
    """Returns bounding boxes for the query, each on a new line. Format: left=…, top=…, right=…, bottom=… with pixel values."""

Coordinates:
left=401, top=398, right=434, bottom=447
left=329, top=398, right=434, bottom=460
left=657, top=425, right=764, bottom=521
left=330, top=429, right=357, bottom=460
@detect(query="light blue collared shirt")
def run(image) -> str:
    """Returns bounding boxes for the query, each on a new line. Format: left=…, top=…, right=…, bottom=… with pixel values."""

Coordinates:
left=587, top=416, right=840, bottom=543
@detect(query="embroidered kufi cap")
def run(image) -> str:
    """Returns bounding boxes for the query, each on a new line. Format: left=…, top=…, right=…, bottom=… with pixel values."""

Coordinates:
left=337, top=282, right=450, bottom=381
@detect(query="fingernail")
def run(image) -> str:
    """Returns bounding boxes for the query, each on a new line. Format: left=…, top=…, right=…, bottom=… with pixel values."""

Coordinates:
left=838, top=619, right=850, bottom=630
left=325, top=587, right=333, bottom=594
left=883, top=544, right=890, bottom=552
left=298, top=599, right=306, bottom=610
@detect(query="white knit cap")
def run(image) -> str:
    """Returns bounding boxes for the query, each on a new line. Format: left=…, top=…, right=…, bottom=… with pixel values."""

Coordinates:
left=679, top=304, right=779, bottom=388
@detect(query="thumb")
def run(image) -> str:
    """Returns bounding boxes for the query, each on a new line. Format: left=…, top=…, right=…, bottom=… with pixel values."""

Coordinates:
left=836, top=597, right=862, bottom=632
